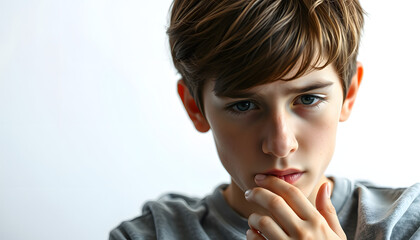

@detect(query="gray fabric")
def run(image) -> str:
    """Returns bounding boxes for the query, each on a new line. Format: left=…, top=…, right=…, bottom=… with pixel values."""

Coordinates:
left=110, top=185, right=247, bottom=240
left=110, top=178, right=420, bottom=240
left=331, top=177, right=420, bottom=240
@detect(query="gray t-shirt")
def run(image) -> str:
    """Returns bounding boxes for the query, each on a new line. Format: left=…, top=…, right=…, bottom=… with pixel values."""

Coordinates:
left=109, top=177, right=420, bottom=240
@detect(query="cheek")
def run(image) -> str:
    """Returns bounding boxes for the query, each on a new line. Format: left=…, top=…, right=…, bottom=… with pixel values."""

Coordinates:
left=298, top=109, right=340, bottom=161
left=208, top=115, right=260, bottom=187
left=296, top=111, right=339, bottom=195
left=211, top=119, right=255, bottom=165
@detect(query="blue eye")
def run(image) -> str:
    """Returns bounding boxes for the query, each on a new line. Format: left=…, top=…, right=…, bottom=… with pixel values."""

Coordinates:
left=301, top=95, right=317, bottom=105
left=295, top=95, right=324, bottom=106
left=232, top=101, right=256, bottom=112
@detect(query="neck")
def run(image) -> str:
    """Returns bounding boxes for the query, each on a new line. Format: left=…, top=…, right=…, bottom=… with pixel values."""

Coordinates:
left=223, top=180, right=264, bottom=218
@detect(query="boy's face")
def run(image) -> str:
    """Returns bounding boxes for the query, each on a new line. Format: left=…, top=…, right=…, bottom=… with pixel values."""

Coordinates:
left=179, top=61, right=361, bottom=213
left=201, top=63, right=350, bottom=199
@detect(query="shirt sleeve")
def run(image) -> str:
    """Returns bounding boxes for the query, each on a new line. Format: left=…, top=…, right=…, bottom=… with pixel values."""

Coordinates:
left=109, top=214, right=157, bottom=240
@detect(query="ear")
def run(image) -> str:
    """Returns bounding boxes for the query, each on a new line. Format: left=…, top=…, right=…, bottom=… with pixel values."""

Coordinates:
left=340, top=62, right=363, bottom=122
left=177, top=79, right=210, bottom=133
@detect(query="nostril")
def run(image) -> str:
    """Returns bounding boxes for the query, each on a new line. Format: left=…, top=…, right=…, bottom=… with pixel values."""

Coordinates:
left=261, top=134, right=298, bottom=158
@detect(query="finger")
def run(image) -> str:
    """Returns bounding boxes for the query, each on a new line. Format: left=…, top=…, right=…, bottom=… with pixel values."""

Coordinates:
left=254, top=174, right=316, bottom=219
left=246, top=229, right=267, bottom=240
left=248, top=213, right=290, bottom=240
left=315, top=182, right=346, bottom=239
left=246, top=187, right=300, bottom=235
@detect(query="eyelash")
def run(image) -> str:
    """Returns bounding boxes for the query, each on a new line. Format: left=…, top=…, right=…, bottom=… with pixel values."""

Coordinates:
left=293, top=94, right=326, bottom=108
left=226, top=95, right=326, bottom=115
left=226, top=100, right=258, bottom=115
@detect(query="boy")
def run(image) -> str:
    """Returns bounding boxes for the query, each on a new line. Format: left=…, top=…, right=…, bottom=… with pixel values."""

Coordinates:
left=110, top=0, right=420, bottom=239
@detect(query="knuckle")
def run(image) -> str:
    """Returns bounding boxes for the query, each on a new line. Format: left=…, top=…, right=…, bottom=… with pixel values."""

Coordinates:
left=296, top=229, right=309, bottom=240
left=257, top=215, right=273, bottom=229
left=319, top=203, right=336, bottom=216
left=286, top=185, right=301, bottom=195
left=295, top=224, right=313, bottom=240
left=303, top=235, right=316, bottom=240
left=311, top=216, right=324, bottom=228
left=327, top=203, right=337, bottom=214
left=267, top=195, right=284, bottom=209
left=295, top=220, right=324, bottom=240
left=298, top=230, right=315, bottom=240
left=294, top=224, right=304, bottom=236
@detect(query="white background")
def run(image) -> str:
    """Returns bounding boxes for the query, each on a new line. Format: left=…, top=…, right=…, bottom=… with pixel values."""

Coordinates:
left=1, top=0, right=419, bottom=239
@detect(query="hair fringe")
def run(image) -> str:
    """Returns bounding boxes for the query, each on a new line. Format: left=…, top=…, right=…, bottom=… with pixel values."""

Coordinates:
left=167, top=0, right=365, bottom=111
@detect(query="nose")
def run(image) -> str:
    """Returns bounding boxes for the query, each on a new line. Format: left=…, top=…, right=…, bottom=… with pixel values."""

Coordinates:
left=262, top=113, right=298, bottom=158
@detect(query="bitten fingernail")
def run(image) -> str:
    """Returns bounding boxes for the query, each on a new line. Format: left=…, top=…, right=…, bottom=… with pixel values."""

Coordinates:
left=245, top=189, right=251, bottom=198
left=255, top=174, right=266, bottom=181
left=326, top=182, right=331, bottom=199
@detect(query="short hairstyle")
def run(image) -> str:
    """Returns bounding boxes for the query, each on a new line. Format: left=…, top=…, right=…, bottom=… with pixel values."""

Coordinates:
left=167, top=0, right=365, bottom=113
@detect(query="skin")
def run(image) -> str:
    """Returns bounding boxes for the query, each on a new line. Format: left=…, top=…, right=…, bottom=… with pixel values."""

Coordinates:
left=178, top=62, right=363, bottom=239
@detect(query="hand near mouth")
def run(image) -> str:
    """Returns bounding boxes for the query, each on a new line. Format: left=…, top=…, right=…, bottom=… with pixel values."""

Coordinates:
left=244, top=174, right=346, bottom=240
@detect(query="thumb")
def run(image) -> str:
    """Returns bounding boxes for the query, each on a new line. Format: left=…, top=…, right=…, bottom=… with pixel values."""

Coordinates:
left=316, top=182, right=346, bottom=239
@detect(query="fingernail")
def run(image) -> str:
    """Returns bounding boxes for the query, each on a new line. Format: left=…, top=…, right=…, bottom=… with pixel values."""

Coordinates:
left=245, top=189, right=252, bottom=198
left=255, top=174, right=266, bottom=181
left=325, top=182, right=331, bottom=199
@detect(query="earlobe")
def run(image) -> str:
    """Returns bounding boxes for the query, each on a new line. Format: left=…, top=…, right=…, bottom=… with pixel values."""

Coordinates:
left=340, top=62, right=363, bottom=122
left=177, top=79, right=210, bottom=133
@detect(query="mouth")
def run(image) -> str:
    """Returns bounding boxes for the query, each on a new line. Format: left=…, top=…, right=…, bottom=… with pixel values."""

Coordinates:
left=263, top=169, right=304, bottom=184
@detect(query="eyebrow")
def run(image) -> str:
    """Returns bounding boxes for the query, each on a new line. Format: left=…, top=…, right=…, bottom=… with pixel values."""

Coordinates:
left=219, top=81, right=334, bottom=99
left=287, top=81, right=334, bottom=94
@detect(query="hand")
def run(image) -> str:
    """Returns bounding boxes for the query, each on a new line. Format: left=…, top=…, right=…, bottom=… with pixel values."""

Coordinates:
left=245, top=175, right=346, bottom=240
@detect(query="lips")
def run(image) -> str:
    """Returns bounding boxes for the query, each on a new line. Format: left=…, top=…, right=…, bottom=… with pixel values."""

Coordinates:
left=263, top=169, right=304, bottom=184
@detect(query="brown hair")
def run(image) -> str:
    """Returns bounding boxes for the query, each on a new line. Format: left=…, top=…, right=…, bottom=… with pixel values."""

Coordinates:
left=167, top=0, right=365, bottom=112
